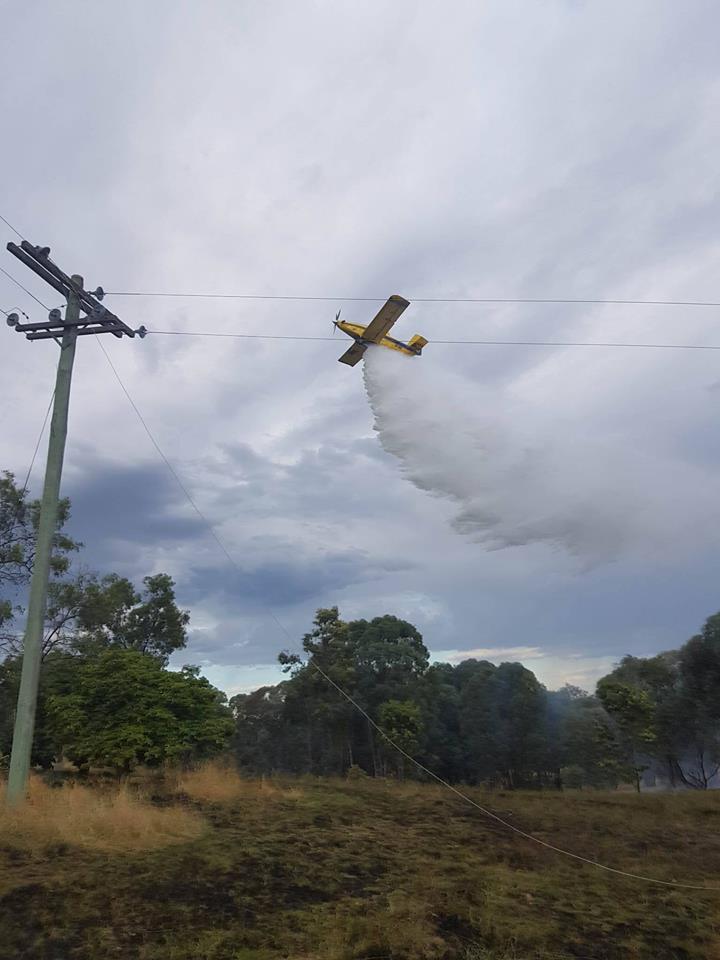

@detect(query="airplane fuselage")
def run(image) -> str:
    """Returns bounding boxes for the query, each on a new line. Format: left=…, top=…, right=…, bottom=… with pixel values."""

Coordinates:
left=336, top=320, right=422, bottom=357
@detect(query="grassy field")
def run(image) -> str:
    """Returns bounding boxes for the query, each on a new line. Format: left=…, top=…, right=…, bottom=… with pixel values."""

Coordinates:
left=1, top=768, right=719, bottom=960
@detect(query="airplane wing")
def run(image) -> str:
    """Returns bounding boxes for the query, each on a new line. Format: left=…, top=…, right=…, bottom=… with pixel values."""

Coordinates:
left=362, top=295, right=410, bottom=343
left=338, top=342, right=367, bottom=366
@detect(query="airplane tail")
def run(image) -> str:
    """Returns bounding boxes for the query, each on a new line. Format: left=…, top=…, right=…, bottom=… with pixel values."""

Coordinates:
left=408, top=334, right=428, bottom=354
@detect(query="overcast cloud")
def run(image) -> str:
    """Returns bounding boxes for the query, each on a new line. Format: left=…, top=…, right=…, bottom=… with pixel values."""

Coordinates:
left=2, top=1, right=720, bottom=695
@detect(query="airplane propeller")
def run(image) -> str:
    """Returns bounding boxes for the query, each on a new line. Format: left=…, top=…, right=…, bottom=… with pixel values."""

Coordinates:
left=332, top=308, right=341, bottom=334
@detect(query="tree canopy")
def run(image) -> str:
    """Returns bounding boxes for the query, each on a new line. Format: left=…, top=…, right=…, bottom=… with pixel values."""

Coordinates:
left=46, top=650, right=233, bottom=771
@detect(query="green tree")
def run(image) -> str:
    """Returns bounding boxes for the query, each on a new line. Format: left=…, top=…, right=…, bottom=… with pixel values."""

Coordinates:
left=279, top=609, right=430, bottom=776
left=231, top=683, right=307, bottom=773
left=415, top=662, right=464, bottom=782
left=458, top=659, right=501, bottom=783
left=345, top=614, right=429, bottom=775
left=279, top=607, right=357, bottom=773
left=75, top=572, right=190, bottom=663
left=2, top=571, right=189, bottom=664
left=596, top=677, right=656, bottom=791
left=597, top=622, right=720, bottom=791
left=45, top=649, right=233, bottom=772
left=492, top=662, right=549, bottom=788
left=0, top=470, right=78, bottom=586
left=674, top=614, right=720, bottom=788
left=0, top=656, right=18, bottom=767
left=604, top=653, right=685, bottom=786
left=376, top=699, right=423, bottom=778
left=458, top=660, right=549, bottom=788
left=551, top=687, right=622, bottom=789
left=0, top=470, right=79, bottom=653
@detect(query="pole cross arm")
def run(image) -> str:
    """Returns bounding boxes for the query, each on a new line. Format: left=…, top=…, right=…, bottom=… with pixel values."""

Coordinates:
left=15, top=319, right=130, bottom=340
left=6, top=241, right=136, bottom=339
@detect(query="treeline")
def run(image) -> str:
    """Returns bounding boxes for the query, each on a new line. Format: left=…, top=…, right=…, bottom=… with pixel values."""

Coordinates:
left=233, top=606, right=720, bottom=791
left=3, top=467, right=720, bottom=790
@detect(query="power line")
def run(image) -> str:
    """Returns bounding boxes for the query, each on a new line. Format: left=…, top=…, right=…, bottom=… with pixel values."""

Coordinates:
left=0, top=213, right=25, bottom=242
left=6, top=389, right=56, bottom=541
left=108, top=290, right=720, bottom=308
left=96, top=342, right=720, bottom=893
left=147, top=328, right=720, bottom=352
left=432, top=338, right=720, bottom=351
left=151, top=329, right=336, bottom=341
left=94, top=337, right=240, bottom=571
left=20, top=390, right=55, bottom=495
left=1, top=208, right=718, bottom=312
left=0, top=266, right=52, bottom=311
left=0, top=306, right=29, bottom=320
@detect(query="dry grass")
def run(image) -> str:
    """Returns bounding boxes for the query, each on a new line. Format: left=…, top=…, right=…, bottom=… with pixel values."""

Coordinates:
left=0, top=776, right=203, bottom=853
left=175, top=762, right=303, bottom=804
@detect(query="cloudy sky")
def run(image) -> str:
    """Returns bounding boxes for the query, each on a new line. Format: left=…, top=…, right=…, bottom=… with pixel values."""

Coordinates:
left=2, top=1, right=720, bottom=695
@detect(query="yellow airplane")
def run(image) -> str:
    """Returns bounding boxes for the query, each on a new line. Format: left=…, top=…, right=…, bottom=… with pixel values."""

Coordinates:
left=335, top=295, right=428, bottom=366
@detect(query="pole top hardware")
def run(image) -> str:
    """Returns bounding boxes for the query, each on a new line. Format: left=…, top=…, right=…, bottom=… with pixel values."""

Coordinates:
left=5, top=241, right=139, bottom=342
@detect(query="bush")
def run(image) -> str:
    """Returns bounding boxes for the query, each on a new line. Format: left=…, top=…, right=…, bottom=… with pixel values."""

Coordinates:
left=346, top=763, right=369, bottom=781
left=46, top=650, right=234, bottom=772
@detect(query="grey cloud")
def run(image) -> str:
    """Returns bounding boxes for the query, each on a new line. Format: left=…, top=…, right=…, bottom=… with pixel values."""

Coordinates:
left=60, top=457, right=206, bottom=573
left=183, top=544, right=409, bottom=613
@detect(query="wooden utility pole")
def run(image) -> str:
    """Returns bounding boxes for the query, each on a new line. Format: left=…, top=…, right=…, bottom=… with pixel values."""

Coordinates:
left=4, top=242, right=143, bottom=805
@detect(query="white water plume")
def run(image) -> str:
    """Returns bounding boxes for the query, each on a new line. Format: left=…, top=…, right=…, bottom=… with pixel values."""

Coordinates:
left=362, top=347, right=715, bottom=563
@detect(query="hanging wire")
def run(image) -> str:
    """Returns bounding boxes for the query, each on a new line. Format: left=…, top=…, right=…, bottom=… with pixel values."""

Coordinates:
left=0, top=266, right=52, bottom=311
left=0, top=212, right=25, bottom=241
left=146, top=328, right=720, bottom=351
left=107, top=290, right=720, bottom=308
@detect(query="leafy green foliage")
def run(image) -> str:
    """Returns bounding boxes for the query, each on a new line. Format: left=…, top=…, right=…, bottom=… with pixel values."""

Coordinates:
left=596, top=677, right=656, bottom=791
left=45, top=649, right=233, bottom=771
left=0, top=470, right=79, bottom=652
left=75, top=572, right=190, bottom=663
left=0, top=466, right=197, bottom=773
left=259, top=610, right=586, bottom=787
left=596, top=613, right=720, bottom=790
left=376, top=698, right=423, bottom=776
left=230, top=605, right=720, bottom=792
left=0, top=470, right=79, bottom=588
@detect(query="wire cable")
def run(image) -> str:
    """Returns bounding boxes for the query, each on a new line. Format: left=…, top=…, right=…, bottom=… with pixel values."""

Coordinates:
left=94, top=338, right=241, bottom=571
left=108, top=290, right=720, bottom=308
left=0, top=266, right=52, bottom=312
left=95, top=342, right=720, bottom=893
left=0, top=306, right=29, bottom=320
left=20, top=391, right=55, bottom=495
left=151, top=329, right=337, bottom=341
left=6, top=389, right=56, bottom=542
left=0, top=213, right=25, bottom=242
left=147, top=329, right=720, bottom=352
